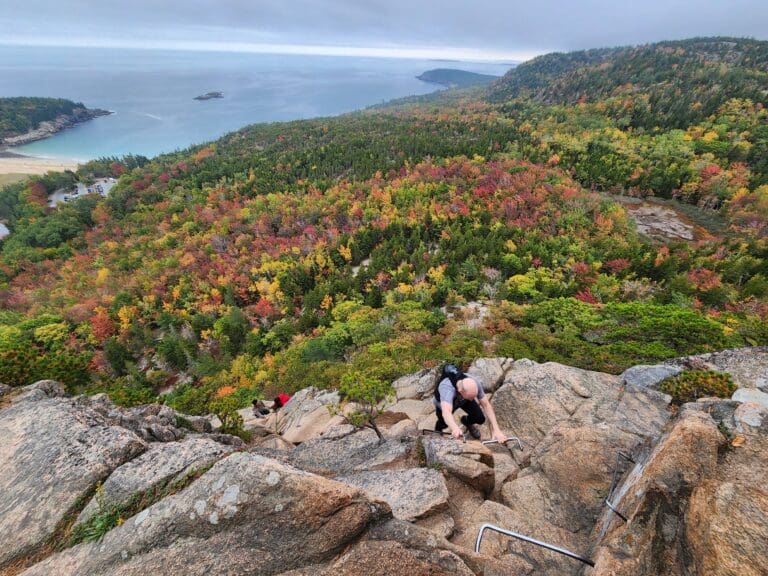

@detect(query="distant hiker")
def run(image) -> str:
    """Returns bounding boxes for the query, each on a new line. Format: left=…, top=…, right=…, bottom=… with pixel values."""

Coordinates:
left=273, top=393, right=291, bottom=411
left=252, top=399, right=270, bottom=417
left=433, top=364, right=507, bottom=442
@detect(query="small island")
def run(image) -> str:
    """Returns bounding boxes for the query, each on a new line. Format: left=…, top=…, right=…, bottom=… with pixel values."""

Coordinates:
left=194, top=91, right=224, bottom=101
left=0, top=97, right=111, bottom=148
left=416, top=68, right=499, bottom=88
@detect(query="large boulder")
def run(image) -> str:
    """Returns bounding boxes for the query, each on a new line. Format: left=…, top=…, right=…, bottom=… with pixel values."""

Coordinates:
left=21, top=453, right=392, bottom=576
left=76, top=435, right=235, bottom=526
left=491, top=360, right=618, bottom=448
left=734, top=401, right=768, bottom=434
left=337, top=468, right=449, bottom=521
left=263, top=427, right=413, bottom=476
left=0, top=386, right=146, bottom=569
left=620, top=364, right=682, bottom=389
left=491, top=360, right=668, bottom=449
left=383, top=399, right=434, bottom=426
left=421, top=436, right=495, bottom=495
left=391, top=369, right=436, bottom=400
left=276, top=387, right=344, bottom=444
left=467, top=357, right=513, bottom=393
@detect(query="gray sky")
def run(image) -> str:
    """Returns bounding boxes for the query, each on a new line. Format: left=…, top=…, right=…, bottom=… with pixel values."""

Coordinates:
left=1, top=0, right=766, bottom=61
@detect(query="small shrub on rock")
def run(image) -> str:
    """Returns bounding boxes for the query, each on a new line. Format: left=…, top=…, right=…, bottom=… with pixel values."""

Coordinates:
left=658, top=370, right=736, bottom=404
left=336, top=370, right=394, bottom=442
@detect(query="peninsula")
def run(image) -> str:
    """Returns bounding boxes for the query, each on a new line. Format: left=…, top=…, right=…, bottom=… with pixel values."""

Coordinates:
left=416, top=68, right=499, bottom=88
left=0, top=97, right=111, bottom=148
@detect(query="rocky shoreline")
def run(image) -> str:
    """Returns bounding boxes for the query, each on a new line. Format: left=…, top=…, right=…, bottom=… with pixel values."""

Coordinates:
left=1, top=106, right=111, bottom=148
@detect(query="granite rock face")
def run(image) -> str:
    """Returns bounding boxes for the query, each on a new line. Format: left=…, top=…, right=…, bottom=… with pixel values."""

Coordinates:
left=466, top=357, right=513, bottom=393
left=391, top=368, right=437, bottom=400
left=21, top=453, right=391, bottom=576
left=6, top=351, right=768, bottom=576
left=76, top=436, right=236, bottom=526
left=467, top=360, right=672, bottom=573
left=0, top=384, right=146, bottom=569
left=264, top=427, right=412, bottom=476
left=337, top=468, right=449, bottom=521
left=589, top=410, right=725, bottom=575
left=78, top=393, right=221, bottom=442
left=589, top=399, right=768, bottom=576
left=620, top=364, right=683, bottom=389
left=421, top=436, right=496, bottom=495
left=276, top=387, right=344, bottom=444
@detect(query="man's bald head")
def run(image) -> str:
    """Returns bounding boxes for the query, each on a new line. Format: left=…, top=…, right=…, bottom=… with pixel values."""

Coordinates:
left=457, top=377, right=478, bottom=400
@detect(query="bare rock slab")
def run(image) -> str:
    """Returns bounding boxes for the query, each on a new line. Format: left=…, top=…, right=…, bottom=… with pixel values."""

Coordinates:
left=21, top=453, right=391, bottom=576
left=76, top=435, right=235, bottom=525
left=277, top=427, right=411, bottom=476
left=492, top=360, right=620, bottom=448
left=328, top=540, right=475, bottom=576
left=337, top=468, right=449, bottom=521
left=0, top=392, right=145, bottom=569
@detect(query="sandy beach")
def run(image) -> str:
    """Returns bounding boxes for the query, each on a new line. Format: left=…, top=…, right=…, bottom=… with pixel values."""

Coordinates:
left=0, top=151, right=79, bottom=176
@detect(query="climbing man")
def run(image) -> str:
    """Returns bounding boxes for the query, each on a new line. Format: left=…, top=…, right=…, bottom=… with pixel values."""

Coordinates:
left=433, top=365, right=507, bottom=442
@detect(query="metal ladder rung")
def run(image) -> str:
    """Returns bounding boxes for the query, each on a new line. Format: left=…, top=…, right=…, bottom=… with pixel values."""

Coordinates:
left=474, top=523, right=594, bottom=567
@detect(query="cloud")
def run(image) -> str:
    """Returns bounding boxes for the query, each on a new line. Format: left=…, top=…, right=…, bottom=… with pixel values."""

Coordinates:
left=1, top=0, right=766, bottom=60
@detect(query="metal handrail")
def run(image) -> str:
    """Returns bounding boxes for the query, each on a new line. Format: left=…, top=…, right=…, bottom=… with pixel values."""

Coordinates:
left=482, top=437, right=524, bottom=450
left=603, top=450, right=635, bottom=524
left=474, top=523, right=595, bottom=567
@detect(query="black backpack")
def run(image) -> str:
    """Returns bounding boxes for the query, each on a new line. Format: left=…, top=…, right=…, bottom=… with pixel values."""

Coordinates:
left=434, top=363, right=465, bottom=405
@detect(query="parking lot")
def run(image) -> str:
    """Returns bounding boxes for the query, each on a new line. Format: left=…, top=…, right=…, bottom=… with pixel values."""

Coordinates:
left=48, top=177, right=117, bottom=207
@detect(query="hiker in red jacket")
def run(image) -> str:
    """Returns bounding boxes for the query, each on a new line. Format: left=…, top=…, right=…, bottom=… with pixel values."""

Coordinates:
left=273, top=393, right=291, bottom=411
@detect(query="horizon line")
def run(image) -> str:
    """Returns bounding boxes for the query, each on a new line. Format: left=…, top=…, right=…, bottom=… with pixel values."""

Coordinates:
left=0, top=36, right=542, bottom=63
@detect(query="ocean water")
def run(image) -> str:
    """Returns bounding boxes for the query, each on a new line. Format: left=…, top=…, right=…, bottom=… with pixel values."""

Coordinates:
left=0, top=46, right=511, bottom=161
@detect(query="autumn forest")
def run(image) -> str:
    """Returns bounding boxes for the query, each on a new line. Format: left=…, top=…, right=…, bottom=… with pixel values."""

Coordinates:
left=2, top=37, right=767, bottom=431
